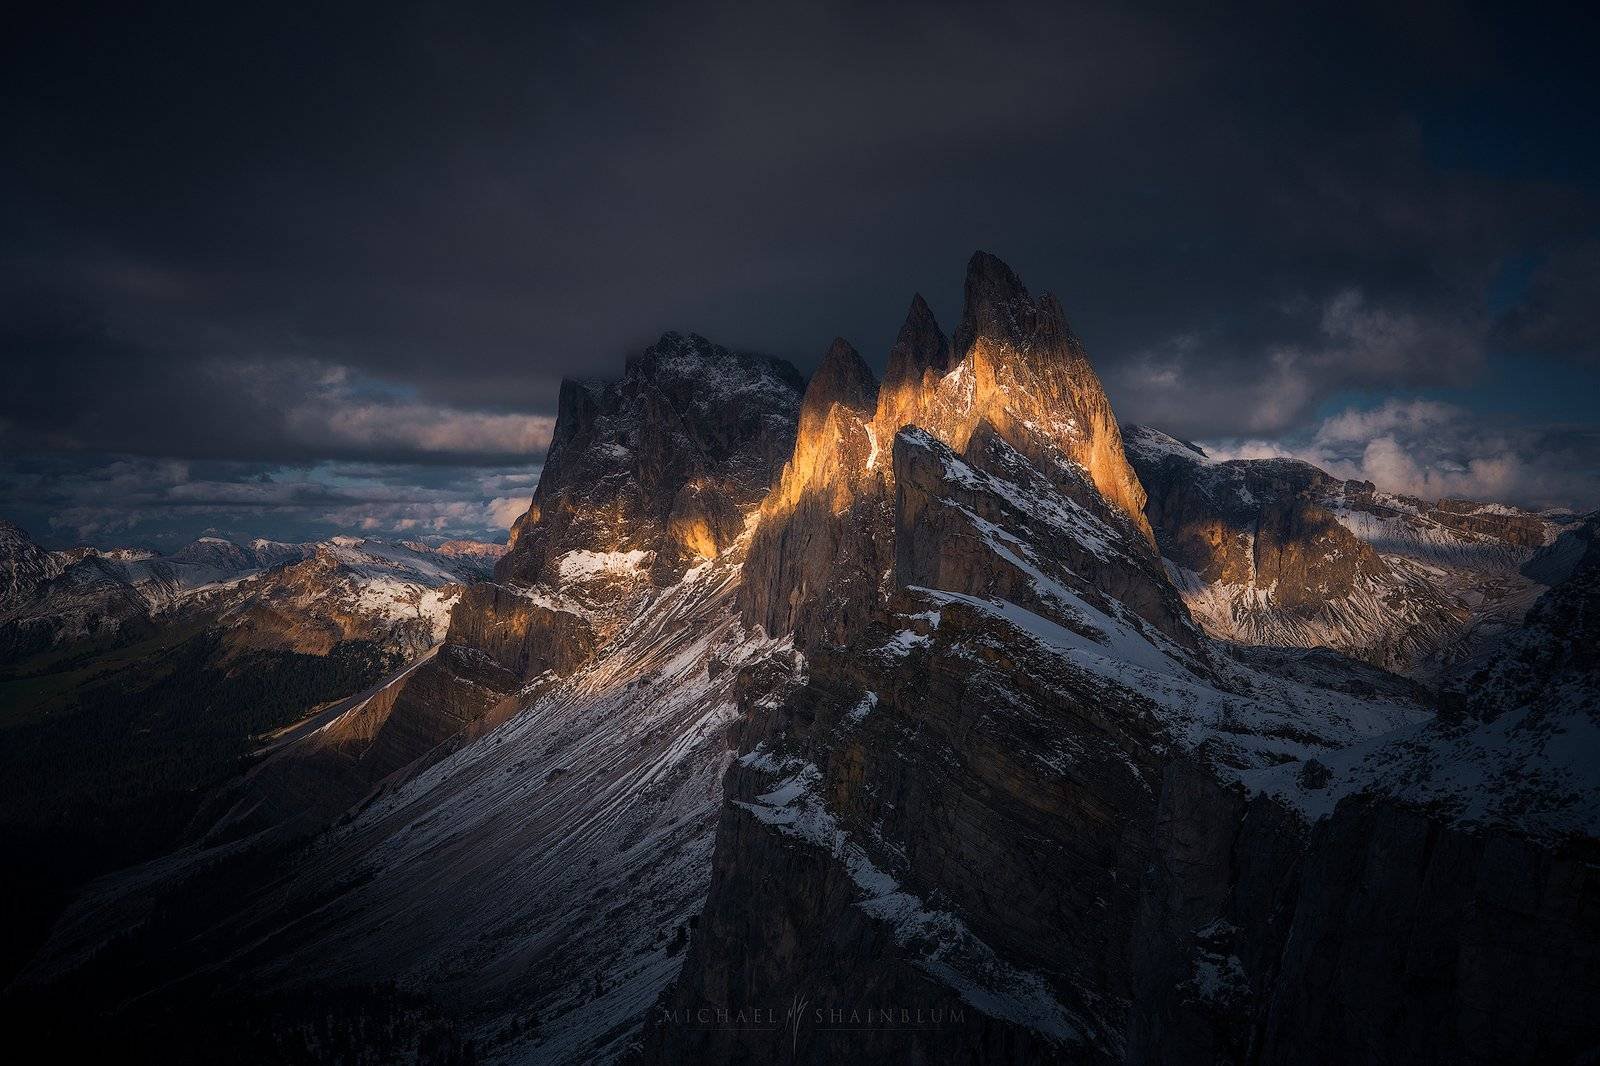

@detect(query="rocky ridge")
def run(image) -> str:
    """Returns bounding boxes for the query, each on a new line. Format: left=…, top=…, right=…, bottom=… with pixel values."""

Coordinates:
left=1123, top=425, right=1564, bottom=674
left=0, top=524, right=498, bottom=664
left=742, top=252, right=1164, bottom=652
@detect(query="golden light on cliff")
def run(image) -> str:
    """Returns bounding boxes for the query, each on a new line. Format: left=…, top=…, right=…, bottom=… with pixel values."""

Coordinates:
left=671, top=514, right=722, bottom=560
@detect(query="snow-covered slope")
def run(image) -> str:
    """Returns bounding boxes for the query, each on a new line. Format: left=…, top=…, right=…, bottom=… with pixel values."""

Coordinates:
left=1248, top=513, right=1600, bottom=842
left=210, top=536, right=497, bottom=656
left=23, top=543, right=787, bottom=1064
left=0, top=524, right=502, bottom=661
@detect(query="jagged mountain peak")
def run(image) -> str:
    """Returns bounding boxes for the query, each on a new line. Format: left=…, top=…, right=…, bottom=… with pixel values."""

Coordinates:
left=897, top=292, right=947, bottom=359
left=799, top=337, right=878, bottom=437
left=744, top=252, right=1162, bottom=647
left=937, top=252, right=1153, bottom=544
left=623, top=330, right=804, bottom=397
left=1122, top=423, right=1211, bottom=464
left=951, top=249, right=1076, bottom=364
left=961, top=249, right=1028, bottom=309
left=880, top=293, right=952, bottom=433
left=497, top=331, right=804, bottom=587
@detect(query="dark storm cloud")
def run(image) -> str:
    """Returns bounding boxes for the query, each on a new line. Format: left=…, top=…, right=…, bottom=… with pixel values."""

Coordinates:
left=3, top=0, right=1598, bottom=542
left=1493, top=241, right=1600, bottom=363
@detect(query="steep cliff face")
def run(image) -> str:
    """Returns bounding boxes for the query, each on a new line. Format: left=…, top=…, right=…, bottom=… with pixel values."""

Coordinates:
left=1134, top=516, right=1600, bottom=1065
left=742, top=252, right=1161, bottom=651
left=740, top=338, right=888, bottom=646
left=1125, top=425, right=1559, bottom=674
left=498, top=331, right=803, bottom=588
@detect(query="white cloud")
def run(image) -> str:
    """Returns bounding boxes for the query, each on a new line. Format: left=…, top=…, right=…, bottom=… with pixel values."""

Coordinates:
left=220, top=356, right=557, bottom=459
left=1206, top=398, right=1600, bottom=510
left=293, top=402, right=554, bottom=457
left=1112, top=290, right=1487, bottom=439
left=487, top=496, right=530, bottom=529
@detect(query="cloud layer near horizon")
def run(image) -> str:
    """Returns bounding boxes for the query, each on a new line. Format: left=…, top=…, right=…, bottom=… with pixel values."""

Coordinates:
left=1206, top=399, right=1600, bottom=512
left=0, top=454, right=540, bottom=548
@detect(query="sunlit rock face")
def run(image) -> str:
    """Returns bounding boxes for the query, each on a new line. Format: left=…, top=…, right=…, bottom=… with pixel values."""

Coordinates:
left=875, top=292, right=951, bottom=445
left=649, top=257, right=1600, bottom=1065
left=939, top=252, right=1154, bottom=547
left=497, top=331, right=804, bottom=588
left=741, top=251, right=1163, bottom=650
left=741, top=338, right=889, bottom=645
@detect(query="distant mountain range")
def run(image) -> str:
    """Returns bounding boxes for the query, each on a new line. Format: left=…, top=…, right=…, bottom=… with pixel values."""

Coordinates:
left=3, top=255, right=1595, bottom=1064
left=0, top=521, right=504, bottom=660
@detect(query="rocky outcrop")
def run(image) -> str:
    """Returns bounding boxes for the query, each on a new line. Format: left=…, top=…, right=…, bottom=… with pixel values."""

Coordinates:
left=742, top=253, right=1161, bottom=650
left=1124, top=424, right=1556, bottom=674
left=497, top=332, right=804, bottom=587
left=875, top=292, right=952, bottom=440
left=740, top=338, right=888, bottom=646
left=440, top=582, right=595, bottom=680
left=944, top=252, right=1153, bottom=546
left=650, top=259, right=1597, bottom=1065
left=893, top=424, right=1198, bottom=647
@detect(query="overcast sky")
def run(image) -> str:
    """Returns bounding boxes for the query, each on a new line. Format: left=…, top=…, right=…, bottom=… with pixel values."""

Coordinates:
left=4, top=0, right=1597, bottom=547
